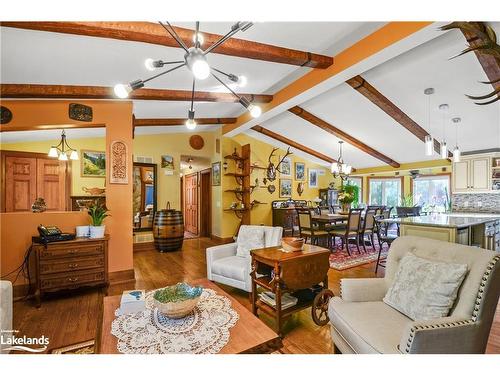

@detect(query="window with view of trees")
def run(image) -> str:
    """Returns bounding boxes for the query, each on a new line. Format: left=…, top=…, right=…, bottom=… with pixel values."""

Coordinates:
left=369, top=178, right=401, bottom=207
left=412, top=175, right=450, bottom=212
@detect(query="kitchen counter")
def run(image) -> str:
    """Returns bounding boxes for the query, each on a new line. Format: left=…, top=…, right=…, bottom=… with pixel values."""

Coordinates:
left=383, top=213, right=500, bottom=250
left=384, top=213, right=500, bottom=229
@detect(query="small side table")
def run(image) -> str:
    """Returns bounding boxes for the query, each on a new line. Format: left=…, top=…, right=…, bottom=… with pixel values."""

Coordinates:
left=250, top=244, right=331, bottom=337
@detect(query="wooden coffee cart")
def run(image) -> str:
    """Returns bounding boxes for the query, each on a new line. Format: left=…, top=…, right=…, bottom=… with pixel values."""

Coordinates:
left=250, top=244, right=333, bottom=337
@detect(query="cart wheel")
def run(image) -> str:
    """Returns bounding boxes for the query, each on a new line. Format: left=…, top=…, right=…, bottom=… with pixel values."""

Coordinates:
left=312, top=289, right=334, bottom=326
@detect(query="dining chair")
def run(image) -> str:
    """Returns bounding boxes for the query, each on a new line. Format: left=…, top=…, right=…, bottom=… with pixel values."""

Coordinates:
left=328, top=208, right=363, bottom=256
left=374, top=207, right=398, bottom=273
left=360, top=207, right=378, bottom=252
left=296, top=208, right=330, bottom=246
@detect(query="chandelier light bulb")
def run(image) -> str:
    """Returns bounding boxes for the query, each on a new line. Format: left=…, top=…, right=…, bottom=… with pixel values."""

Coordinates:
left=440, top=141, right=448, bottom=159
left=48, top=147, right=59, bottom=158
left=58, top=152, right=68, bottom=161
left=237, top=75, right=248, bottom=87
left=248, top=104, right=262, bottom=118
left=70, top=150, right=79, bottom=160
left=114, top=83, right=131, bottom=99
left=193, top=32, right=204, bottom=46
left=424, top=135, right=434, bottom=156
left=144, top=58, right=157, bottom=71
left=185, top=118, right=197, bottom=130
left=192, top=59, right=210, bottom=80
left=344, top=165, right=353, bottom=175
left=453, top=146, right=461, bottom=163
left=331, top=163, right=339, bottom=174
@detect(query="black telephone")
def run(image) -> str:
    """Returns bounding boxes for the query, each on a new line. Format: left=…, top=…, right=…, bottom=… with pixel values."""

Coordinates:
left=34, top=225, right=75, bottom=244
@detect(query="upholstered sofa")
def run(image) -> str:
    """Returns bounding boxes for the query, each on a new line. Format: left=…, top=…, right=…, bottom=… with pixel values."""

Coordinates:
left=206, top=225, right=283, bottom=292
left=0, top=280, right=13, bottom=354
left=328, top=236, right=500, bottom=354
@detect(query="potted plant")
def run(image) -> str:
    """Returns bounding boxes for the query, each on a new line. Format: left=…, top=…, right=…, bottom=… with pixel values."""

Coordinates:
left=88, top=203, right=110, bottom=238
left=338, top=183, right=358, bottom=213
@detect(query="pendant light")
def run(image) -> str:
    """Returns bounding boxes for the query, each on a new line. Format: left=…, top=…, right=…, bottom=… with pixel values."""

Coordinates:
left=48, top=130, right=78, bottom=161
left=439, top=104, right=449, bottom=159
left=331, top=141, right=352, bottom=181
left=452, top=117, right=461, bottom=162
left=424, top=88, right=435, bottom=156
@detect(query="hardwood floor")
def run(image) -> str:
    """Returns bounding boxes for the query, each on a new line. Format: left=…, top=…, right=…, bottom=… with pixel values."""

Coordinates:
left=12, top=237, right=500, bottom=354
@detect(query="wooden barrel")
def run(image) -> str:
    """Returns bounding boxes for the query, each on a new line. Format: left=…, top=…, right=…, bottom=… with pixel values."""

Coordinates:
left=153, top=203, right=184, bottom=252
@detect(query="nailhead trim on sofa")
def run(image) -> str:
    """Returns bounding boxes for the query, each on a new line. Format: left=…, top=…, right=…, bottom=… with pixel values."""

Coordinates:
left=404, top=255, right=500, bottom=353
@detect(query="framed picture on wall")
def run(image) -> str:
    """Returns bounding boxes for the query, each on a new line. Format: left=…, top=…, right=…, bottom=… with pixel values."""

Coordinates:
left=309, top=169, right=318, bottom=188
left=280, top=157, right=291, bottom=176
left=295, top=162, right=305, bottom=181
left=279, top=179, right=292, bottom=198
left=212, top=162, right=221, bottom=186
left=81, top=150, right=106, bottom=177
left=161, top=155, right=174, bottom=170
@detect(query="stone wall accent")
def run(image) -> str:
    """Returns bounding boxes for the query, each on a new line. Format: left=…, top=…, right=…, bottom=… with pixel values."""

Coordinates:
left=452, top=193, right=500, bottom=213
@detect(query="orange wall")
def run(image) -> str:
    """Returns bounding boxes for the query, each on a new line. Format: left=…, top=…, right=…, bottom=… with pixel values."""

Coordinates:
left=0, top=100, right=134, bottom=283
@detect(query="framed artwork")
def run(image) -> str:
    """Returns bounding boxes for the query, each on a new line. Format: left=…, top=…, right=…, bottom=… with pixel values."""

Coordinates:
left=161, top=155, right=174, bottom=170
left=309, top=169, right=318, bottom=188
left=295, top=162, right=305, bottom=181
left=279, top=179, right=292, bottom=198
left=81, top=150, right=106, bottom=177
left=212, top=162, right=221, bottom=186
left=280, top=157, right=291, bottom=176
left=110, top=141, right=128, bottom=184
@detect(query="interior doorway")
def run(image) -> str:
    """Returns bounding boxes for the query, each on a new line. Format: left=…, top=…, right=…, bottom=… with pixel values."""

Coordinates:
left=180, top=155, right=212, bottom=239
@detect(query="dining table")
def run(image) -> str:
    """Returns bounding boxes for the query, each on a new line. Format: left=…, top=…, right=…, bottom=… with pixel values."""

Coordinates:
left=311, top=213, right=349, bottom=225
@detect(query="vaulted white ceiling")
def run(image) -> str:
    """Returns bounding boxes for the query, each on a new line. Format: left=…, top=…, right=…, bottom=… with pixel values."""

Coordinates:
left=1, top=22, right=499, bottom=168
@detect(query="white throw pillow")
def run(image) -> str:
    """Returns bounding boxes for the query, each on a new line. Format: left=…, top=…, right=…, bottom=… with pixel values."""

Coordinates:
left=383, top=253, right=468, bottom=321
left=236, top=226, right=265, bottom=258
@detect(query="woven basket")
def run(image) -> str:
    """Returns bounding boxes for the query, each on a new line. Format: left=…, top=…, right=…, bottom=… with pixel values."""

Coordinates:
left=281, top=237, right=305, bottom=252
left=153, top=297, right=201, bottom=319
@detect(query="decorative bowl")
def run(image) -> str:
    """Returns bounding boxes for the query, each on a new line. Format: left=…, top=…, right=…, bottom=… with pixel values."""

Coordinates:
left=153, top=282, right=203, bottom=319
left=281, top=237, right=305, bottom=252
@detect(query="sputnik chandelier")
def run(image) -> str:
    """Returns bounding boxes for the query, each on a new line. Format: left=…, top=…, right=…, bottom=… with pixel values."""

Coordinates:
left=114, top=21, right=261, bottom=130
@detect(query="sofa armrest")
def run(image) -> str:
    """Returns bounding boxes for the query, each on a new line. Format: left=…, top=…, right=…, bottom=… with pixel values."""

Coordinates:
left=206, top=243, right=238, bottom=279
left=340, top=278, right=387, bottom=302
left=399, top=316, right=480, bottom=354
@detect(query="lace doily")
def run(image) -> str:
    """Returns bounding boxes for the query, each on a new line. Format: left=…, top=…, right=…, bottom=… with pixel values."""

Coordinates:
left=111, top=288, right=239, bottom=354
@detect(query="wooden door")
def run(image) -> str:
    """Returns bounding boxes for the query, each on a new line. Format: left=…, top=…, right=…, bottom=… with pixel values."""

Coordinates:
left=471, top=157, right=490, bottom=191
left=4, top=156, right=37, bottom=212
left=184, top=173, right=198, bottom=235
left=453, top=160, right=470, bottom=192
left=37, top=159, right=67, bottom=211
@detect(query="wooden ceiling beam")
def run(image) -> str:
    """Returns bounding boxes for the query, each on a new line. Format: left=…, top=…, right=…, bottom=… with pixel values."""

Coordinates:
left=133, top=118, right=236, bottom=126
left=289, top=106, right=400, bottom=168
left=251, top=125, right=338, bottom=165
left=0, top=84, right=273, bottom=103
left=0, top=22, right=333, bottom=69
left=346, top=75, right=452, bottom=157
left=461, top=23, right=500, bottom=91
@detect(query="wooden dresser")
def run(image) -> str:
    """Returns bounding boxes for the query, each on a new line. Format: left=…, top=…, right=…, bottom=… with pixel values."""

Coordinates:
left=30, top=236, right=109, bottom=307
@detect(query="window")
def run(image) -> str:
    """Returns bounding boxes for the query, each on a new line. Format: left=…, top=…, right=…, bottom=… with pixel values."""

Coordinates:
left=369, top=178, right=402, bottom=207
left=412, top=175, right=450, bottom=212
left=345, top=177, right=362, bottom=205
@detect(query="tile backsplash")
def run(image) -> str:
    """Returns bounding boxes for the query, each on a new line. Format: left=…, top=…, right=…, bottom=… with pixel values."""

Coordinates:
left=452, top=193, right=500, bottom=213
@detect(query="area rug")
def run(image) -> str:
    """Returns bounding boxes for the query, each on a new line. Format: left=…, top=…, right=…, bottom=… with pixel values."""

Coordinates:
left=329, top=244, right=388, bottom=271
left=51, top=340, right=95, bottom=354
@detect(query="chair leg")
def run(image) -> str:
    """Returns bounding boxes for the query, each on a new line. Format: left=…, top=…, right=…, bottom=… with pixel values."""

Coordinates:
left=371, top=234, right=376, bottom=250
left=343, top=237, right=350, bottom=256
left=355, top=236, right=361, bottom=254
left=361, top=233, right=367, bottom=253
left=375, top=244, right=383, bottom=274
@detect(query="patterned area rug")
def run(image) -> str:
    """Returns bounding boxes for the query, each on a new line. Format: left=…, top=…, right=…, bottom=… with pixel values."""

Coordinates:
left=51, top=340, right=95, bottom=354
left=329, top=243, right=388, bottom=271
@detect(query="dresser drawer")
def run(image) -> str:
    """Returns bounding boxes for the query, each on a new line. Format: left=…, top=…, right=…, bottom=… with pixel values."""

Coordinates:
left=39, top=243, right=105, bottom=259
left=40, top=255, right=105, bottom=275
left=40, top=270, right=106, bottom=290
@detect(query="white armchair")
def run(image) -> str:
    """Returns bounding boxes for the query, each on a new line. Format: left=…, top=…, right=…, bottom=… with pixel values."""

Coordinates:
left=207, top=225, right=283, bottom=292
left=328, top=236, right=500, bottom=354
left=0, top=280, right=13, bottom=354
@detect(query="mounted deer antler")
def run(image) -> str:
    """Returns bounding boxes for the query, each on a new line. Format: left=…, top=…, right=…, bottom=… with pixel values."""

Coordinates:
left=441, top=21, right=500, bottom=105
left=265, top=147, right=293, bottom=182
left=275, top=147, right=293, bottom=173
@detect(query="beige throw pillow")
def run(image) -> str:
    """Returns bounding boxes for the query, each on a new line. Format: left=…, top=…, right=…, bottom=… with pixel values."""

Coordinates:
left=383, top=253, right=468, bottom=321
left=236, top=226, right=265, bottom=258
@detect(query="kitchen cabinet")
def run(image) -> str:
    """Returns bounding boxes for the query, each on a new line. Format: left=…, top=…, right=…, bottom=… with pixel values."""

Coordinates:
left=452, top=156, right=491, bottom=193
